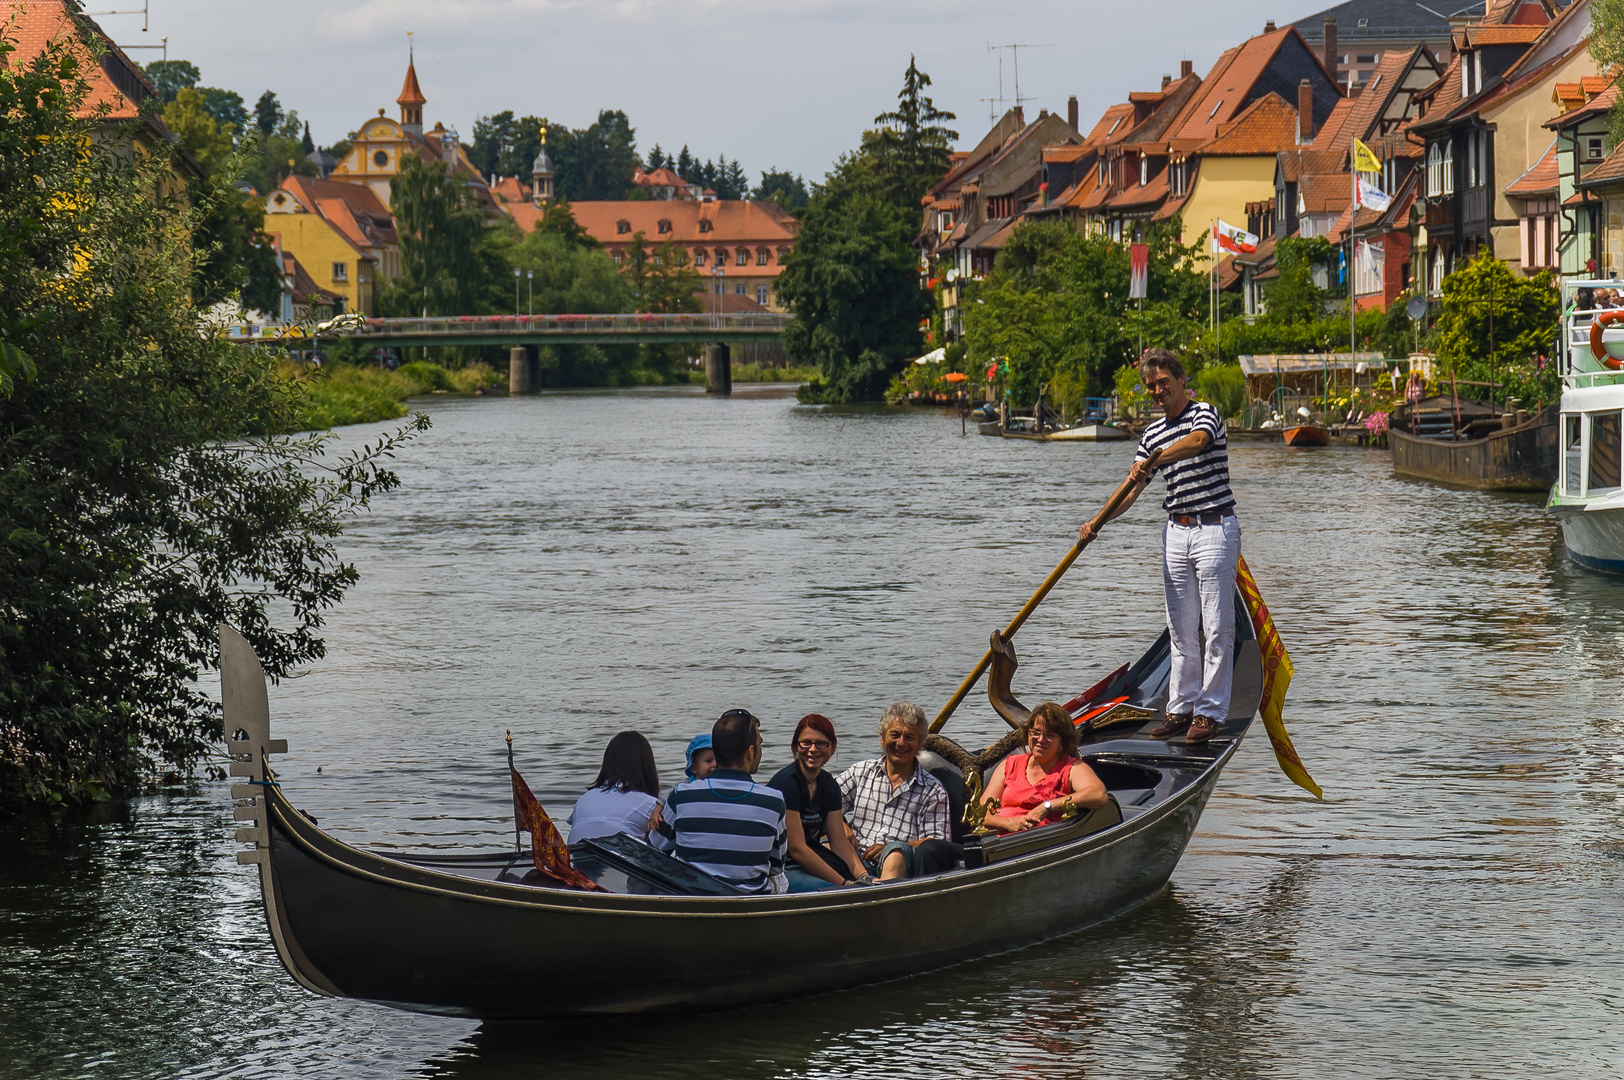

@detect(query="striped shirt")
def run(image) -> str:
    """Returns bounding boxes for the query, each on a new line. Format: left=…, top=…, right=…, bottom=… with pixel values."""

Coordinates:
left=651, top=769, right=787, bottom=894
left=836, top=758, right=952, bottom=848
left=1135, top=399, right=1234, bottom=515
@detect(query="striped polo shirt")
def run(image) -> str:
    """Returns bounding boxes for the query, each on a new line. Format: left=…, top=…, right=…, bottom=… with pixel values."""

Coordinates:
left=1135, top=399, right=1234, bottom=515
left=651, top=769, right=787, bottom=894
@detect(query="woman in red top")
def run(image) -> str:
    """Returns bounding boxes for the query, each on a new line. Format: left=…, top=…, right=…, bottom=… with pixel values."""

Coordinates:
left=980, top=702, right=1108, bottom=834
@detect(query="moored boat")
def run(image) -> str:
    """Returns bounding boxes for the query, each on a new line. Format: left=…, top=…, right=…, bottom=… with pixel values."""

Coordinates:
left=1282, top=424, right=1329, bottom=447
left=1549, top=280, right=1624, bottom=572
left=1388, top=403, right=1557, bottom=491
left=222, top=595, right=1263, bottom=1018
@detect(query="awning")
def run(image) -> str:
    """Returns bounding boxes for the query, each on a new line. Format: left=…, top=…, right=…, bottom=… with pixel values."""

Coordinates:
left=1238, top=353, right=1387, bottom=376
left=912, top=347, right=947, bottom=365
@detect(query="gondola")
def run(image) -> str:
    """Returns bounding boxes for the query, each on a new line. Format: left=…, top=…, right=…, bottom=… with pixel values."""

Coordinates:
left=222, top=595, right=1264, bottom=1019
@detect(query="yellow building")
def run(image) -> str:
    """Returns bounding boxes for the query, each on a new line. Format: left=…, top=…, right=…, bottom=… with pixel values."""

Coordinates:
left=1166, top=94, right=1305, bottom=264
left=264, top=176, right=399, bottom=316
left=328, top=55, right=497, bottom=213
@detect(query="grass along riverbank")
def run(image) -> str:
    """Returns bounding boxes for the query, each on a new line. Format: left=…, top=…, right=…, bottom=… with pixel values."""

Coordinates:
left=730, top=362, right=818, bottom=383
left=289, top=362, right=503, bottom=430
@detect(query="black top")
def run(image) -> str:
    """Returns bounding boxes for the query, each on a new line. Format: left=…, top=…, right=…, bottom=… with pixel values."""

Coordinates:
left=767, top=763, right=843, bottom=849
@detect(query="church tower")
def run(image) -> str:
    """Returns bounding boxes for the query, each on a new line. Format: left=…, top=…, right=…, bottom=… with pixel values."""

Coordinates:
left=397, top=48, right=425, bottom=138
left=531, top=121, right=555, bottom=205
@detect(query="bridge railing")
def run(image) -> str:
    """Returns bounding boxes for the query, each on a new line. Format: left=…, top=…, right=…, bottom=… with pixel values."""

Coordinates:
left=225, top=312, right=793, bottom=343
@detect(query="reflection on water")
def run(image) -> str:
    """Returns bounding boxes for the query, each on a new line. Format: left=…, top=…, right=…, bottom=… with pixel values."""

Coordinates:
left=3, top=387, right=1622, bottom=1079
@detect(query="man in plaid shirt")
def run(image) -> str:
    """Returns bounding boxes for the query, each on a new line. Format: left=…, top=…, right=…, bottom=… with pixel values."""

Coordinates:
left=836, top=702, right=960, bottom=881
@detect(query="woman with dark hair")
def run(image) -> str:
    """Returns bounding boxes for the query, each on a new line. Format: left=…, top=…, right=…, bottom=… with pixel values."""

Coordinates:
left=979, top=702, right=1107, bottom=834
left=767, top=714, right=871, bottom=889
left=566, top=730, right=662, bottom=844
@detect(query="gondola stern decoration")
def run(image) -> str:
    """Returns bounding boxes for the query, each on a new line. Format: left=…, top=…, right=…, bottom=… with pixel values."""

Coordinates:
left=1235, top=558, right=1323, bottom=799
left=509, top=746, right=608, bottom=892
left=220, top=624, right=287, bottom=863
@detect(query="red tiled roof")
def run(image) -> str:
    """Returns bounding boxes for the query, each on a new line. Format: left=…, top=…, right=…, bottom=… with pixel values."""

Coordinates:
left=1582, top=142, right=1624, bottom=186
left=1084, top=104, right=1136, bottom=146
left=1298, top=172, right=1352, bottom=214
left=509, top=199, right=797, bottom=258
left=1102, top=166, right=1170, bottom=211
left=1464, top=25, right=1545, bottom=46
left=1548, top=78, right=1621, bottom=129
left=1168, top=28, right=1304, bottom=145
left=1507, top=140, right=1560, bottom=194
left=1201, top=93, right=1301, bottom=156
left=490, top=176, right=530, bottom=204
left=276, top=175, right=397, bottom=251
left=1043, top=144, right=1092, bottom=163
left=397, top=61, right=426, bottom=107
left=6, top=0, right=158, bottom=122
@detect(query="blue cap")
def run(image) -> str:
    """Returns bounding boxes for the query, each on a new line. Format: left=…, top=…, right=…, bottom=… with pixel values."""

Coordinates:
left=683, top=734, right=713, bottom=780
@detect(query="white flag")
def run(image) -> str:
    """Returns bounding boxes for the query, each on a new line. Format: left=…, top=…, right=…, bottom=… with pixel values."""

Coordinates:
left=1356, top=176, right=1392, bottom=213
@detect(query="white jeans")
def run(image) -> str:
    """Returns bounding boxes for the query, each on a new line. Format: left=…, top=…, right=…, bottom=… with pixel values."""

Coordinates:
left=1162, top=516, right=1242, bottom=721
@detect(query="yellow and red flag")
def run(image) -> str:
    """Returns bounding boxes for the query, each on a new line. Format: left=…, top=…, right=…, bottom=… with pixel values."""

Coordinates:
left=1236, top=555, right=1323, bottom=799
left=511, top=765, right=608, bottom=891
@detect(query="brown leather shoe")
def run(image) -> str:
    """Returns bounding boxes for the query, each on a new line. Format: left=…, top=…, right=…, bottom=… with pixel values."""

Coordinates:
left=1185, top=716, right=1221, bottom=744
left=1149, top=712, right=1193, bottom=739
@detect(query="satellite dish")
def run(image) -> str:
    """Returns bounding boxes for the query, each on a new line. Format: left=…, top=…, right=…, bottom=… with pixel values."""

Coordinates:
left=946, top=268, right=960, bottom=282
left=1406, top=294, right=1427, bottom=321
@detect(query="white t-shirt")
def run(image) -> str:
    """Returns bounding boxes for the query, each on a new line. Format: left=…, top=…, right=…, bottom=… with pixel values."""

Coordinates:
left=566, top=786, right=660, bottom=845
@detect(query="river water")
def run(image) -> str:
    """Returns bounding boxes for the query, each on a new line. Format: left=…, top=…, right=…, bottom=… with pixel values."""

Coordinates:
left=3, top=386, right=1622, bottom=1079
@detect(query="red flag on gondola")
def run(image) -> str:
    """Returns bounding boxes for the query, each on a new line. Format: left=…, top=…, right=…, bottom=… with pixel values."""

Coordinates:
left=510, top=764, right=607, bottom=891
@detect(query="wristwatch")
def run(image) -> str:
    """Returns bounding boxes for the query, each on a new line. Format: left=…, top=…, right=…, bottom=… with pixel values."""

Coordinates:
left=1043, top=800, right=1052, bottom=812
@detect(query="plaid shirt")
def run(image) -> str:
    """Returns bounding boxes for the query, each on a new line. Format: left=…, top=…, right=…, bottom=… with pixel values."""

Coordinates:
left=836, top=758, right=951, bottom=848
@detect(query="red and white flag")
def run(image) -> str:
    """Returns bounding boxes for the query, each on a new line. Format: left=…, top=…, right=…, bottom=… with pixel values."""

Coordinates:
left=1213, top=218, right=1259, bottom=256
left=1128, top=243, right=1149, bottom=299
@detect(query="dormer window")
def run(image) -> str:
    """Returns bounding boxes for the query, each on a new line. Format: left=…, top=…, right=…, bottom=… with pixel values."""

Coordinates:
left=756, top=248, right=769, bottom=266
left=616, top=219, right=631, bottom=235
left=699, top=220, right=713, bottom=233
left=657, top=219, right=672, bottom=234
left=695, top=249, right=707, bottom=266
left=1139, top=155, right=1149, bottom=187
left=736, top=249, right=748, bottom=266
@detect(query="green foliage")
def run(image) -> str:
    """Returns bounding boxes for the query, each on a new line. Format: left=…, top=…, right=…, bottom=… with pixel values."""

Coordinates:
left=1264, top=236, right=1337, bottom=324
left=1434, top=250, right=1560, bottom=406
left=143, top=59, right=199, bottom=103
left=197, top=87, right=247, bottom=132
left=778, top=156, right=929, bottom=402
left=379, top=154, right=508, bottom=318
left=1592, top=0, right=1624, bottom=145
left=961, top=217, right=1209, bottom=406
left=754, top=169, right=810, bottom=210
left=0, top=36, right=425, bottom=803
left=553, top=110, right=640, bottom=200
left=471, top=111, right=550, bottom=178
left=732, top=362, right=818, bottom=383
left=1193, top=362, right=1245, bottom=420
left=861, top=56, right=958, bottom=209
left=254, top=90, right=281, bottom=137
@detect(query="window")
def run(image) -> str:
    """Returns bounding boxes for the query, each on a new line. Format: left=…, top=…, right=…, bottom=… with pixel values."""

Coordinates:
left=756, top=248, right=769, bottom=266
left=1355, top=240, right=1383, bottom=296
left=715, top=248, right=727, bottom=265
left=1590, top=412, right=1621, bottom=492
left=1139, top=154, right=1148, bottom=187
left=657, top=219, right=671, bottom=234
left=331, top=262, right=348, bottom=282
left=699, top=220, right=713, bottom=233
left=1587, top=136, right=1606, bottom=162
left=1356, top=54, right=1376, bottom=64
left=736, top=249, right=748, bottom=266
left=613, top=251, right=623, bottom=265
left=1443, top=143, right=1454, bottom=196
left=616, top=220, right=631, bottom=234
left=694, top=249, right=706, bottom=266
left=734, top=283, right=745, bottom=295
left=1565, top=415, right=1583, bottom=494
left=372, top=150, right=388, bottom=168
left=756, top=285, right=768, bottom=305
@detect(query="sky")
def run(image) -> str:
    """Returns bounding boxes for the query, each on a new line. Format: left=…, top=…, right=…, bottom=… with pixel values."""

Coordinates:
left=104, top=0, right=1317, bottom=181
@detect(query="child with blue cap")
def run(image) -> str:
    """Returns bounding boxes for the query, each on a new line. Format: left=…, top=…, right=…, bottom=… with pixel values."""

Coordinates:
left=683, top=734, right=716, bottom=781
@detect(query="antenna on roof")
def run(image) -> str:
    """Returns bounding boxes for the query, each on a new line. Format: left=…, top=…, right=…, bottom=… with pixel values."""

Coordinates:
left=408, top=30, right=414, bottom=62
left=86, top=0, right=148, bottom=32
left=988, top=42, right=1054, bottom=114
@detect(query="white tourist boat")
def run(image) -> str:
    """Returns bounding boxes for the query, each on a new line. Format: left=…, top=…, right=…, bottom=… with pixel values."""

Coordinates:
left=1550, top=280, right=1624, bottom=573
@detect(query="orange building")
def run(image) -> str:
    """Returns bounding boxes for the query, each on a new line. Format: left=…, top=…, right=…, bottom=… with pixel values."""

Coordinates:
left=508, top=197, right=799, bottom=311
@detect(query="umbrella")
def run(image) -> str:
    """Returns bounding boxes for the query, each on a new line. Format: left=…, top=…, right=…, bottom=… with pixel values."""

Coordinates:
left=944, top=372, right=967, bottom=383
left=912, top=347, right=947, bottom=365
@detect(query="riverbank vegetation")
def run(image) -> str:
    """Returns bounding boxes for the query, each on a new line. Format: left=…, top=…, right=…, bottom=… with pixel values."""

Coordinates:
left=287, top=362, right=502, bottom=430
left=0, top=33, right=425, bottom=805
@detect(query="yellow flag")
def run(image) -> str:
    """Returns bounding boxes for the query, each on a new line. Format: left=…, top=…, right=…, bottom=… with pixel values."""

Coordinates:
left=1235, top=556, right=1323, bottom=799
left=1352, top=138, right=1381, bottom=174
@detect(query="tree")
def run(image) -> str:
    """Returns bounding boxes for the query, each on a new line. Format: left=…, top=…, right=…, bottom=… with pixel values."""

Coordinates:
left=254, top=90, right=283, bottom=136
left=142, top=58, right=198, bottom=103
left=1592, top=0, right=1624, bottom=142
left=777, top=157, right=929, bottom=402
left=554, top=110, right=639, bottom=200
left=378, top=153, right=506, bottom=318
left=1435, top=251, right=1560, bottom=405
left=645, top=143, right=667, bottom=170
left=862, top=56, right=958, bottom=209
left=754, top=168, right=809, bottom=210
left=300, top=120, right=314, bottom=156
left=470, top=109, right=515, bottom=176
left=675, top=145, right=695, bottom=181
left=531, top=198, right=597, bottom=250
left=162, top=88, right=281, bottom=313
left=0, top=32, right=425, bottom=803
left=502, top=115, right=547, bottom=178
left=198, top=86, right=247, bottom=131
left=723, top=158, right=749, bottom=200
left=1263, top=236, right=1337, bottom=325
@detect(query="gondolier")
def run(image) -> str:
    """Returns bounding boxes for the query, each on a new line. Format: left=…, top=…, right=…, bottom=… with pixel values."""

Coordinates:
left=1079, top=347, right=1240, bottom=744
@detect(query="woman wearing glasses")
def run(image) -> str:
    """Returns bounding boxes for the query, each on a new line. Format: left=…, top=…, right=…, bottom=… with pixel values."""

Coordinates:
left=768, top=714, right=872, bottom=889
left=979, top=702, right=1107, bottom=835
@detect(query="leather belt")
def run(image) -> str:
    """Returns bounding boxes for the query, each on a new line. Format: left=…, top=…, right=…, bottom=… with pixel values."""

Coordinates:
left=1169, top=510, right=1235, bottom=526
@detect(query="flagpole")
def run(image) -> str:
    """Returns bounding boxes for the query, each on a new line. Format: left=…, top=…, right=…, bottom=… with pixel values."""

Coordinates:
left=1349, top=157, right=1358, bottom=419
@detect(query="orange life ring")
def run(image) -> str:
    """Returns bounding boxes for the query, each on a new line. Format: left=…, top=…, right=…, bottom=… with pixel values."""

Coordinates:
left=1590, top=309, right=1624, bottom=369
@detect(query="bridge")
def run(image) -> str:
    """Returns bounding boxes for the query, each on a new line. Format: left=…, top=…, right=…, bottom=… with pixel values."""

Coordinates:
left=233, top=312, right=792, bottom=394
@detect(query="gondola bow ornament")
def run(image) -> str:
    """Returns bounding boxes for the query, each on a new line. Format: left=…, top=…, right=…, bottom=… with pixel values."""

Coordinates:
left=1236, top=556, right=1322, bottom=799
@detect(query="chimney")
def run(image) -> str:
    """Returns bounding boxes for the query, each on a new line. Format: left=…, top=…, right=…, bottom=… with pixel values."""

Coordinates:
left=1323, top=18, right=1339, bottom=83
left=1298, top=79, right=1314, bottom=143
left=1349, top=83, right=1362, bottom=99
left=1038, top=108, right=1049, bottom=120
left=1068, top=95, right=1078, bottom=129
left=1015, top=105, right=1025, bottom=125
left=1162, top=73, right=1172, bottom=89
left=1181, top=59, right=1193, bottom=78
left=1265, top=19, right=1276, bottom=32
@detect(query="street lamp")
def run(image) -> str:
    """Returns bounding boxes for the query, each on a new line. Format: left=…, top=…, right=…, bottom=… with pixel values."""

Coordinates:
left=527, top=270, right=534, bottom=316
left=513, top=267, right=521, bottom=317
left=712, top=263, right=724, bottom=318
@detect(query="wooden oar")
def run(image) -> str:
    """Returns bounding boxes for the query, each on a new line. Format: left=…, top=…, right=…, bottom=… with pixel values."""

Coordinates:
left=928, top=446, right=1162, bottom=735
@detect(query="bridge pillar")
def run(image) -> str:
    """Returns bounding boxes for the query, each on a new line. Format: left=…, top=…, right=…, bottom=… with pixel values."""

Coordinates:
left=704, top=343, right=731, bottom=396
left=509, top=346, right=539, bottom=394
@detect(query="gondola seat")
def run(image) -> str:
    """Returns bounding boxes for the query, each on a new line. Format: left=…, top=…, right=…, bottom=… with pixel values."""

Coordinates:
left=963, top=794, right=1123, bottom=868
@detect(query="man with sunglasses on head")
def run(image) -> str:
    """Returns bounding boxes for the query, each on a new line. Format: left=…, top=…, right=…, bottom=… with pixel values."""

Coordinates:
left=652, top=709, right=789, bottom=894
left=1078, top=348, right=1241, bottom=746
